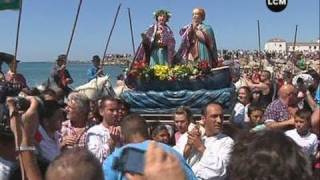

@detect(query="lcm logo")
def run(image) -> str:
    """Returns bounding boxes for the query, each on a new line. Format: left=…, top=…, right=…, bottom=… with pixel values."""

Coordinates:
left=266, top=0, right=288, bottom=12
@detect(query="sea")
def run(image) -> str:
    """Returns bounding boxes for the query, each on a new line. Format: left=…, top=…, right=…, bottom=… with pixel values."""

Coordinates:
left=2, top=62, right=125, bottom=88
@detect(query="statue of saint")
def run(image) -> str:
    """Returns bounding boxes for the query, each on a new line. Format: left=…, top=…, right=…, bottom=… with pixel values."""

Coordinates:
left=135, top=9, right=175, bottom=67
left=176, top=8, right=218, bottom=68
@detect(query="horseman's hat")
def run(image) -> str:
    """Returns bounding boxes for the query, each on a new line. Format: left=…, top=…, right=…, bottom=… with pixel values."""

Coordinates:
left=92, top=55, right=101, bottom=62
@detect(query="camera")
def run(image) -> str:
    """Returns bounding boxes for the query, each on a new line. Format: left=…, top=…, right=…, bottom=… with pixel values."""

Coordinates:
left=0, top=103, right=11, bottom=137
left=0, top=96, right=30, bottom=137
left=0, top=81, right=21, bottom=137
left=13, top=96, right=31, bottom=112
left=0, top=95, right=43, bottom=137
left=112, top=147, right=145, bottom=175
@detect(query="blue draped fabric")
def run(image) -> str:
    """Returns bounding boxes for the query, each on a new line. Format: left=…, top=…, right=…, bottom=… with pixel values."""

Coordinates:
left=120, top=87, right=234, bottom=114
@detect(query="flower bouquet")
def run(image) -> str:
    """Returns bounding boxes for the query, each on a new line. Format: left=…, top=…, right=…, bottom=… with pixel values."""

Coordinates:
left=126, top=60, right=231, bottom=91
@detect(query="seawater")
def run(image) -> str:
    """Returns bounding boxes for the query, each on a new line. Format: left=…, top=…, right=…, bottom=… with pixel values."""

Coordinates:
left=3, top=62, right=125, bottom=88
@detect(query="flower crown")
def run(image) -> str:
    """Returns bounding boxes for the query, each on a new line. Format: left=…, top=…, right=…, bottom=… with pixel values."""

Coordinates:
left=153, top=9, right=172, bottom=20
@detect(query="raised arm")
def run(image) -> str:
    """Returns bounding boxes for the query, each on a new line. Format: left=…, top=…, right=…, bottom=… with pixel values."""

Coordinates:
left=7, top=97, right=42, bottom=180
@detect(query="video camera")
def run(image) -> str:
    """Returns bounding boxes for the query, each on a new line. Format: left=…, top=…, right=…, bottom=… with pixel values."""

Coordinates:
left=0, top=81, right=40, bottom=137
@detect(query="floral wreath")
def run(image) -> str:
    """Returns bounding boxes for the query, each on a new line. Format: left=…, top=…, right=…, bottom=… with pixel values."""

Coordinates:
left=153, top=9, right=172, bottom=20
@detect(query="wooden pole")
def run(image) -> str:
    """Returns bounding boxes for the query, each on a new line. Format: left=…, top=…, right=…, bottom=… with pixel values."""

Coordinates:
left=128, top=8, right=135, bottom=57
left=293, top=25, right=298, bottom=52
left=65, top=0, right=83, bottom=61
left=12, top=0, right=23, bottom=74
left=101, top=4, right=121, bottom=67
left=257, top=20, right=261, bottom=67
left=7, top=1, right=26, bottom=179
left=12, top=5, right=25, bottom=179
left=257, top=20, right=261, bottom=53
left=291, top=25, right=298, bottom=74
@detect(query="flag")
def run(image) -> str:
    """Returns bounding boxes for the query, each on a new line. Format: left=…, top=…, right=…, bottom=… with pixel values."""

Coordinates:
left=0, top=0, right=20, bottom=10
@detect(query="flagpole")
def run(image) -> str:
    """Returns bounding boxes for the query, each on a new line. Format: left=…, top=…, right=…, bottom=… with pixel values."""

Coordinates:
left=12, top=0, right=23, bottom=74
left=128, top=8, right=135, bottom=56
left=65, top=0, right=83, bottom=61
left=101, top=3, right=121, bottom=67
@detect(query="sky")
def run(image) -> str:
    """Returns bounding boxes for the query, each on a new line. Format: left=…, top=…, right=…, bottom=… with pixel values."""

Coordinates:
left=0, top=0, right=319, bottom=62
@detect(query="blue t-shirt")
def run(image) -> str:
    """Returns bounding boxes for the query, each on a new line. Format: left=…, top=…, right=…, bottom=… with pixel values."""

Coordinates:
left=87, top=66, right=98, bottom=82
left=102, top=140, right=197, bottom=180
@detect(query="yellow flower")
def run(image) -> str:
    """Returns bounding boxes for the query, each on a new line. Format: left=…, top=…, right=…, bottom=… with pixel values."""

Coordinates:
left=153, top=65, right=169, bottom=80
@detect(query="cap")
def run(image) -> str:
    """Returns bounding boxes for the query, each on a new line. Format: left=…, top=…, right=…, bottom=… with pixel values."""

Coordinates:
left=92, top=55, right=101, bottom=61
left=56, top=54, right=67, bottom=61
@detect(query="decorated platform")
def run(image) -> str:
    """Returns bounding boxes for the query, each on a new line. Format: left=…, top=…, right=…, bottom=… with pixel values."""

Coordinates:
left=122, top=64, right=234, bottom=114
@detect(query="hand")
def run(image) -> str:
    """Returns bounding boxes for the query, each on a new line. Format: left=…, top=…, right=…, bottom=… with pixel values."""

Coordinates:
left=60, top=64, right=66, bottom=70
left=8, top=100, right=38, bottom=146
left=297, top=91, right=305, bottom=98
left=108, top=126, right=121, bottom=147
left=8, top=96, right=39, bottom=145
left=190, top=126, right=201, bottom=136
left=187, top=131, right=205, bottom=153
left=66, top=78, right=73, bottom=84
left=61, top=135, right=77, bottom=148
left=287, top=117, right=295, bottom=126
left=22, top=96, right=39, bottom=141
left=192, top=22, right=199, bottom=29
left=126, top=141, right=185, bottom=180
left=109, top=126, right=121, bottom=137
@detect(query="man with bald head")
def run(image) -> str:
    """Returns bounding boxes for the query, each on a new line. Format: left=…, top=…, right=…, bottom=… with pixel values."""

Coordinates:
left=263, top=84, right=296, bottom=130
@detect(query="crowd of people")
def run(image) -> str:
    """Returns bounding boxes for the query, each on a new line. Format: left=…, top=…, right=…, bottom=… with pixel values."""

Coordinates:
left=0, top=7, right=319, bottom=180
left=0, top=52, right=319, bottom=179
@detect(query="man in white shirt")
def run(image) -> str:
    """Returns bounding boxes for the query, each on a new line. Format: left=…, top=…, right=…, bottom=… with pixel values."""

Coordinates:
left=175, top=103, right=234, bottom=180
left=86, top=96, right=120, bottom=163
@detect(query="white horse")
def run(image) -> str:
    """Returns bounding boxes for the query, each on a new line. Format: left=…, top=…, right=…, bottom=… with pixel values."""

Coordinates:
left=37, top=75, right=115, bottom=101
left=75, top=75, right=116, bottom=100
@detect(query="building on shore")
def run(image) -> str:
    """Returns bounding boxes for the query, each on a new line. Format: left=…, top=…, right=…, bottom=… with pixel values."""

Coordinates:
left=102, top=53, right=132, bottom=66
left=264, top=38, right=320, bottom=54
left=264, top=38, right=287, bottom=54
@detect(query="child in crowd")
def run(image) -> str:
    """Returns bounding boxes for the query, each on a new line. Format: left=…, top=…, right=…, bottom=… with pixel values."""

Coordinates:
left=247, top=104, right=266, bottom=133
left=285, top=109, right=318, bottom=158
left=152, top=125, right=171, bottom=145
left=251, top=66, right=261, bottom=84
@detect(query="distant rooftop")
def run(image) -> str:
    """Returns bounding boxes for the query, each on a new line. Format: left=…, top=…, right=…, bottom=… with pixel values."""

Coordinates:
left=267, top=38, right=320, bottom=45
left=267, top=38, right=286, bottom=43
left=287, top=42, right=319, bottom=46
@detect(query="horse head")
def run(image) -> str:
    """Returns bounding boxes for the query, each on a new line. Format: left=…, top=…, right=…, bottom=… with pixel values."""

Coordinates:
left=75, top=75, right=115, bottom=100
